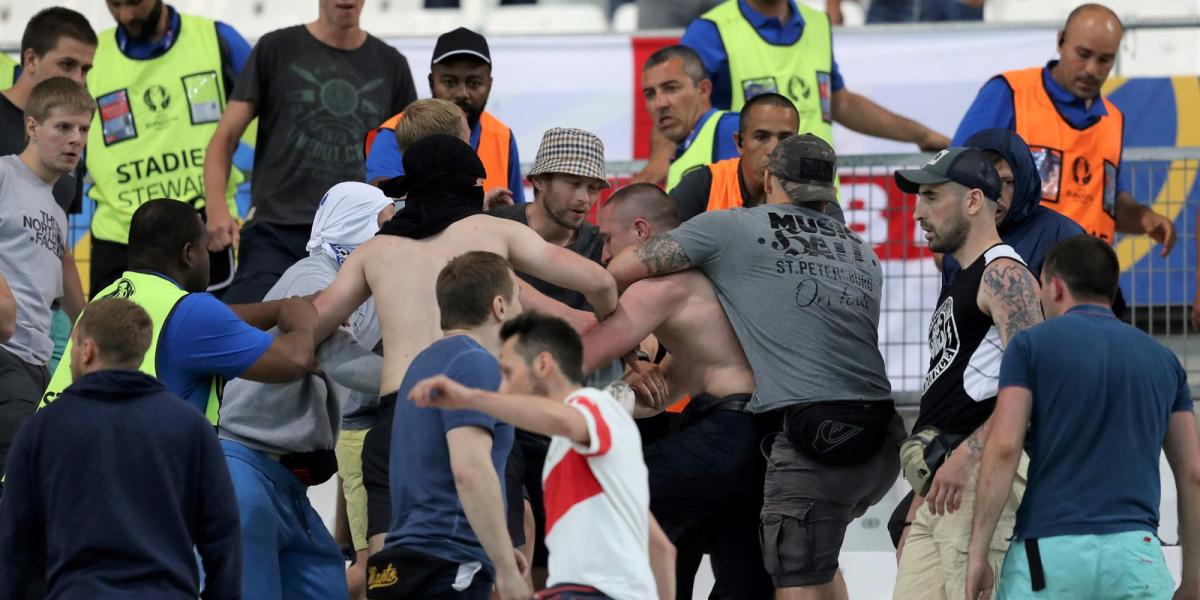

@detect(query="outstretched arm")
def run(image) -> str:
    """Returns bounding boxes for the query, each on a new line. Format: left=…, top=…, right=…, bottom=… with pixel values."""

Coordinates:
left=582, top=279, right=679, bottom=372
left=412, top=375, right=591, bottom=446
left=831, top=88, right=950, bottom=151
left=504, top=222, right=618, bottom=319
left=312, top=244, right=374, bottom=343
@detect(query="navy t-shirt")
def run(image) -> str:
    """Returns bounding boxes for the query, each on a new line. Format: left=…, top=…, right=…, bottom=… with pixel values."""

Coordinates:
left=1000, top=304, right=1193, bottom=539
left=385, top=335, right=513, bottom=574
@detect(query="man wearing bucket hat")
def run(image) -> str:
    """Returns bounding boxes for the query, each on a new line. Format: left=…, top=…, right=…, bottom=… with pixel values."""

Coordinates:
left=891, top=148, right=1043, bottom=600
left=490, top=127, right=613, bottom=585
left=609, top=133, right=904, bottom=599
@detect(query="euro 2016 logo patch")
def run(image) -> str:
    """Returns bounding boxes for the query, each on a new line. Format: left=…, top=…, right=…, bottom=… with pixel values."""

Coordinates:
left=103, top=279, right=136, bottom=299
left=143, top=85, right=171, bottom=111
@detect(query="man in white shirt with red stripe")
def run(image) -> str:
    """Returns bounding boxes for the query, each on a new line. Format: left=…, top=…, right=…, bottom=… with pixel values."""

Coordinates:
left=410, top=312, right=675, bottom=600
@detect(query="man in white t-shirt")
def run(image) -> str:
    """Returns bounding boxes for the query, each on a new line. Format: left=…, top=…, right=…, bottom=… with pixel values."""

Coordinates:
left=409, top=312, right=675, bottom=600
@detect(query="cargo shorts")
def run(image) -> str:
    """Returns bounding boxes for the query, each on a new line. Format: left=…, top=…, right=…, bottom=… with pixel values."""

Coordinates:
left=759, top=409, right=905, bottom=587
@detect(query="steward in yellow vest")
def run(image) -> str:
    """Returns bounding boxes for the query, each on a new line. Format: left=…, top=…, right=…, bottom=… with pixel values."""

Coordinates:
left=41, top=200, right=316, bottom=424
left=85, top=7, right=251, bottom=296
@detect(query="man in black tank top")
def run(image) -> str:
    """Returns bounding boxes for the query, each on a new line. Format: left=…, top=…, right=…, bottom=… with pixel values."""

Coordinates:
left=890, top=148, right=1044, bottom=600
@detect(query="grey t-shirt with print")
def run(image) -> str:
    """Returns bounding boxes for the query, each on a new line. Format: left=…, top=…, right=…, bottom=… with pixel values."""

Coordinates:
left=0, top=155, right=66, bottom=365
left=668, top=203, right=891, bottom=413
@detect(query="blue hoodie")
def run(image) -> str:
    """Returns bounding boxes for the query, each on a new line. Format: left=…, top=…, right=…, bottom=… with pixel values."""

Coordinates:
left=942, top=129, right=1085, bottom=286
left=0, top=369, right=241, bottom=600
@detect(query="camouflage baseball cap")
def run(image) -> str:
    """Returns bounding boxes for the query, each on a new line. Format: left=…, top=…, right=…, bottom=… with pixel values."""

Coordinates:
left=767, top=133, right=838, bottom=204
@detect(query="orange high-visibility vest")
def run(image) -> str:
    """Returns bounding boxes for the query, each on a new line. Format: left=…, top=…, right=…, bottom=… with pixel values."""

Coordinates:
left=1002, top=67, right=1124, bottom=242
left=706, top=157, right=745, bottom=211
left=363, top=110, right=514, bottom=192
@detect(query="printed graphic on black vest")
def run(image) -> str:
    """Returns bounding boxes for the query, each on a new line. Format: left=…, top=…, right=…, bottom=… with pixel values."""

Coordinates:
left=924, top=296, right=960, bottom=393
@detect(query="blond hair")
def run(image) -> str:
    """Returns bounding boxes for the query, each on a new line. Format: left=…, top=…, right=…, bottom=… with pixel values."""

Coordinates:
left=393, top=99, right=467, bottom=151
left=25, top=76, right=95, bottom=123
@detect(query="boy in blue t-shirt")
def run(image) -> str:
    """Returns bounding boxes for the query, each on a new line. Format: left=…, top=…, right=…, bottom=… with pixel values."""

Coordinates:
left=368, top=251, right=531, bottom=600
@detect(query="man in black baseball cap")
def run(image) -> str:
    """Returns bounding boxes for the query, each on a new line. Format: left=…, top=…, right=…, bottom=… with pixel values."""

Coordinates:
left=892, top=147, right=1042, bottom=600
left=896, top=147, right=1002, bottom=254
left=364, top=27, right=525, bottom=204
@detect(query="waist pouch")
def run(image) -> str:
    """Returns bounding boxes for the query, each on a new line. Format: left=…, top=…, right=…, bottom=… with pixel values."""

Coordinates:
left=784, top=400, right=895, bottom=466
left=281, top=449, right=338, bottom=486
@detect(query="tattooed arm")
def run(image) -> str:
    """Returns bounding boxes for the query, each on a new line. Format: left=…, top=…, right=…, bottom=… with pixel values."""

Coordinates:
left=607, top=234, right=694, bottom=291
left=978, top=258, right=1044, bottom=347
left=925, top=258, right=1042, bottom=515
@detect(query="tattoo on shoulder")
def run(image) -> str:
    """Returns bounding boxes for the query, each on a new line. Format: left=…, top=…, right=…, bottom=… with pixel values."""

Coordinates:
left=982, top=260, right=1043, bottom=344
left=634, top=235, right=692, bottom=275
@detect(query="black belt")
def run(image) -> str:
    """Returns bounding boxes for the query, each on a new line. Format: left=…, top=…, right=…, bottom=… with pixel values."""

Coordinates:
left=688, top=393, right=751, bottom=415
left=1025, top=538, right=1046, bottom=591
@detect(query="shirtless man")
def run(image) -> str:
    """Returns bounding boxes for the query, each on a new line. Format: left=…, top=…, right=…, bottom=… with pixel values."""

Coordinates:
left=584, top=183, right=771, bottom=599
left=312, top=135, right=617, bottom=552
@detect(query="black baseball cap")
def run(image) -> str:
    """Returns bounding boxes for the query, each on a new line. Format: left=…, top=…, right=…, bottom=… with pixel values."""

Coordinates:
left=894, top=148, right=1001, bottom=200
left=767, top=134, right=838, bottom=204
left=431, top=27, right=491, bottom=66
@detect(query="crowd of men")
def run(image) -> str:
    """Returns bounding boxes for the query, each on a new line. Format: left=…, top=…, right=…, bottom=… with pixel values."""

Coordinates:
left=0, top=1, right=1197, bottom=600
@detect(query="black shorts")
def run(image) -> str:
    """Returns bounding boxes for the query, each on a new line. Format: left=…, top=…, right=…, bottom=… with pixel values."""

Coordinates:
left=366, top=545, right=492, bottom=599
left=363, top=395, right=397, bottom=539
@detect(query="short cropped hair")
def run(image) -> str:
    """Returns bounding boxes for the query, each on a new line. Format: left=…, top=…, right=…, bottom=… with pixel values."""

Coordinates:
left=75, top=298, right=153, bottom=369
left=20, top=7, right=97, bottom=69
left=25, top=77, right=95, bottom=123
left=437, top=251, right=516, bottom=330
left=642, top=45, right=707, bottom=85
left=500, top=313, right=585, bottom=386
left=394, top=99, right=467, bottom=151
left=1064, top=3, right=1124, bottom=34
left=738, top=92, right=798, bottom=137
left=604, top=183, right=681, bottom=230
left=1042, top=234, right=1120, bottom=302
left=127, top=199, right=204, bottom=269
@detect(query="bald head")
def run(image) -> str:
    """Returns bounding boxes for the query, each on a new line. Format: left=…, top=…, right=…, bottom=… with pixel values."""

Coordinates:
left=1054, top=3, right=1122, bottom=100
left=598, top=183, right=681, bottom=263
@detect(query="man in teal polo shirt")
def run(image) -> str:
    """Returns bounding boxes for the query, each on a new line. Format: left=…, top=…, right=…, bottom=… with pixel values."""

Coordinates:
left=967, top=234, right=1200, bottom=599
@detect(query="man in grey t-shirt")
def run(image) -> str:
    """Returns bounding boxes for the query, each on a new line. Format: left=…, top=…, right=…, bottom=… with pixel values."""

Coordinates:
left=0, top=78, right=91, bottom=487
left=609, top=134, right=905, bottom=598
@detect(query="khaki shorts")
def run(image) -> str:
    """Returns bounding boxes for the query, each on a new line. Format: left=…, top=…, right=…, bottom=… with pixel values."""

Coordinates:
left=893, top=453, right=1029, bottom=600
left=336, top=427, right=371, bottom=552
left=759, top=410, right=906, bottom=587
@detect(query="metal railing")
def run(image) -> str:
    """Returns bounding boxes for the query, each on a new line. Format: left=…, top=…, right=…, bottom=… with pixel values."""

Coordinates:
left=570, top=147, right=1200, bottom=402
left=61, top=147, right=1199, bottom=401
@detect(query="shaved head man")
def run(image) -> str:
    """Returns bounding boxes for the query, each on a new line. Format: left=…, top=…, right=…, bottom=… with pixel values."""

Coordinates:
left=953, top=3, right=1175, bottom=286
left=588, top=183, right=771, bottom=599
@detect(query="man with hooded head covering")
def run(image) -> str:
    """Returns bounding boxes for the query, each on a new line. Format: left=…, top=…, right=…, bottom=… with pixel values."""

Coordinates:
left=941, top=129, right=1085, bottom=285
left=313, top=134, right=619, bottom=558
left=217, top=181, right=393, bottom=600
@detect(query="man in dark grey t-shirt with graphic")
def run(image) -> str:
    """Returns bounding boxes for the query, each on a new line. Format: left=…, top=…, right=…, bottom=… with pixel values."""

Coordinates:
left=609, top=134, right=905, bottom=599
left=203, top=0, right=417, bottom=304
